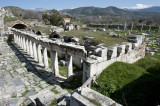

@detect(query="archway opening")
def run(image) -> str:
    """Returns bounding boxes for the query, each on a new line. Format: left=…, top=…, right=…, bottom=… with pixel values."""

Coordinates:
left=12, top=24, right=27, bottom=29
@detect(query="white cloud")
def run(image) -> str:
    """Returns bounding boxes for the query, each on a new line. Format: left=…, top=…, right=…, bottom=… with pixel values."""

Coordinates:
left=122, top=4, right=152, bottom=10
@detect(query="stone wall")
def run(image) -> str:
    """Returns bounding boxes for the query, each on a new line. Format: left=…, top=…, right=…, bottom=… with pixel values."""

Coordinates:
left=0, top=7, right=5, bottom=36
left=70, top=92, right=96, bottom=106
left=83, top=35, right=146, bottom=82
left=70, top=87, right=122, bottom=106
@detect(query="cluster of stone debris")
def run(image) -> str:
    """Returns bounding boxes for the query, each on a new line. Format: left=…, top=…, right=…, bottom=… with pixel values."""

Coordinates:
left=146, top=35, right=160, bottom=56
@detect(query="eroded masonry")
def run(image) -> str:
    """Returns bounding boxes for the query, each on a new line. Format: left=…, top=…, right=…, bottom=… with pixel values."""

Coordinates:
left=10, top=28, right=146, bottom=85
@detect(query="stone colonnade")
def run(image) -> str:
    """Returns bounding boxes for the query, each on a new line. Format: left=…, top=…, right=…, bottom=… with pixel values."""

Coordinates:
left=12, top=30, right=86, bottom=80
left=14, top=34, right=50, bottom=69
left=11, top=28, right=145, bottom=85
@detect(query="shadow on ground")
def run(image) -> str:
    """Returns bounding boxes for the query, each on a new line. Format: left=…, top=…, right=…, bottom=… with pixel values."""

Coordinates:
left=7, top=41, right=65, bottom=85
left=7, top=41, right=83, bottom=93
left=110, top=63, right=160, bottom=106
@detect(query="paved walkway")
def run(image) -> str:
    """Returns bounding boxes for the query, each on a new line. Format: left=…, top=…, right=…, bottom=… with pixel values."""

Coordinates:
left=0, top=37, right=68, bottom=106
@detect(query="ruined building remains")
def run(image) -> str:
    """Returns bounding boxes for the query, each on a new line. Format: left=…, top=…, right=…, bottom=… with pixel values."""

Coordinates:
left=10, top=28, right=146, bottom=85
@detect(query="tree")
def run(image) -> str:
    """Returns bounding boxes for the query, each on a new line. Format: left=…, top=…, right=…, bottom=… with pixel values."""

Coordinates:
left=42, top=13, right=49, bottom=24
left=138, top=19, right=144, bottom=24
left=42, top=9, right=63, bottom=26
left=146, top=20, right=152, bottom=25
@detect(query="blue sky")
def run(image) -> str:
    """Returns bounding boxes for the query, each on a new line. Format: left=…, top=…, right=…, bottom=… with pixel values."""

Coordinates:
left=0, top=0, right=159, bottom=10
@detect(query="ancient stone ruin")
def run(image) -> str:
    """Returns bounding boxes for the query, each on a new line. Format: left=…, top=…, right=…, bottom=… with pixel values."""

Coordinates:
left=10, top=28, right=146, bottom=85
left=0, top=7, right=147, bottom=105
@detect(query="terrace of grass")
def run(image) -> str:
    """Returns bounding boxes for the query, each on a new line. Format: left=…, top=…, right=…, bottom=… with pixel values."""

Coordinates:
left=92, top=53, right=160, bottom=106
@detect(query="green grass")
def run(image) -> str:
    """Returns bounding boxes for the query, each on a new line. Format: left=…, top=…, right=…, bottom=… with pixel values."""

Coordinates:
left=65, top=88, right=73, bottom=93
left=51, top=86, right=60, bottom=94
left=11, top=96, right=17, bottom=98
left=37, top=85, right=43, bottom=89
left=60, top=29, right=126, bottom=47
left=31, top=25, right=52, bottom=35
left=49, top=99, right=58, bottom=106
left=92, top=53, right=160, bottom=106
left=22, top=90, right=30, bottom=97
left=60, top=75, right=82, bottom=93
left=59, top=65, right=67, bottom=77
left=48, top=57, right=68, bottom=77
left=4, top=16, right=20, bottom=23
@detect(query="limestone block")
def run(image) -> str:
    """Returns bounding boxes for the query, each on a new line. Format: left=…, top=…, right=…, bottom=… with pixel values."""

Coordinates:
left=150, top=52, right=155, bottom=56
left=96, top=48, right=108, bottom=57
left=59, top=60, right=66, bottom=66
left=117, top=47, right=122, bottom=57
left=71, top=37, right=79, bottom=42
left=81, top=87, right=122, bottom=106
left=107, top=46, right=117, bottom=60
left=70, top=92, right=96, bottom=106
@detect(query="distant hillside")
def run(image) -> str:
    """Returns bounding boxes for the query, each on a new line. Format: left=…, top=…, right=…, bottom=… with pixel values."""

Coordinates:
left=28, top=8, right=48, bottom=12
left=136, top=6, right=160, bottom=13
left=4, top=6, right=42, bottom=19
left=61, top=6, right=160, bottom=18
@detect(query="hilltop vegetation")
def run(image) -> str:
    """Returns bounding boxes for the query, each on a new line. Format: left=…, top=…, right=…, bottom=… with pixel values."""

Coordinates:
left=4, top=6, right=42, bottom=19
left=4, top=6, right=160, bottom=25
left=61, top=6, right=160, bottom=17
left=61, top=6, right=160, bottom=25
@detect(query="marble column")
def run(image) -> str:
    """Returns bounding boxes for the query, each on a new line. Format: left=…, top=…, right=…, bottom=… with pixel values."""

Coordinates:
left=29, top=40, right=33, bottom=57
left=21, top=37, right=24, bottom=49
left=26, top=39, right=30, bottom=54
left=37, top=44, right=43, bottom=65
left=19, top=36, right=21, bottom=47
left=14, top=34, right=17, bottom=44
left=67, top=55, right=73, bottom=79
left=43, top=47, right=49, bottom=69
left=33, top=42, right=38, bottom=61
left=18, top=35, right=20, bottom=46
left=23, top=37, right=26, bottom=51
left=15, top=35, right=18, bottom=44
left=50, top=51, right=59, bottom=76
left=17, top=35, right=19, bottom=45
left=20, top=36, right=23, bottom=48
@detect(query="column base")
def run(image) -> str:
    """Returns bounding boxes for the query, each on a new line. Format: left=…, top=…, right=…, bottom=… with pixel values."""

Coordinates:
left=67, top=75, right=74, bottom=82
left=39, top=63, right=44, bottom=66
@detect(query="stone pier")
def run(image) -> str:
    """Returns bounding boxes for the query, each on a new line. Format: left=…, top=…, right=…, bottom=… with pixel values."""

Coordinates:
left=50, top=51, right=59, bottom=76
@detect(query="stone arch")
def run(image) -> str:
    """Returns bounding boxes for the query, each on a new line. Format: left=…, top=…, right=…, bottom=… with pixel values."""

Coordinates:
left=6, top=20, right=30, bottom=29
left=12, top=24, right=27, bottom=29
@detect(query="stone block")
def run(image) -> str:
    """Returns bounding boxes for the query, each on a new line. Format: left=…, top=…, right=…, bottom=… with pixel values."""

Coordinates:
left=25, top=90, right=36, bottom=98
left=71, top=92, right=96, bottom=106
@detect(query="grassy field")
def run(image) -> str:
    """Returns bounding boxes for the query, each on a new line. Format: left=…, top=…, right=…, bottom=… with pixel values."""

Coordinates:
left=4, top=16, right=20, bottom=23
left=60, top=29, right=126, bottom=47
left=92, top=53, right=160, bottom=106
left=30, top=26, right=53, bottom=35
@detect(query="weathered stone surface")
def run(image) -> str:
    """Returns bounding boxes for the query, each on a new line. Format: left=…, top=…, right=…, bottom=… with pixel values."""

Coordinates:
left=150, top=52, right=155, bottom=56
left=25, top=90, right=36, bottom=97
left=70, top=92, right=96, bottom=106
left=14, top=79, right=23, bottom=86
left=0, top=36, right=69, bottom=105
left=71, top=37, right=79, bottom=42
left=59, top=60, right=66, bottom=66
